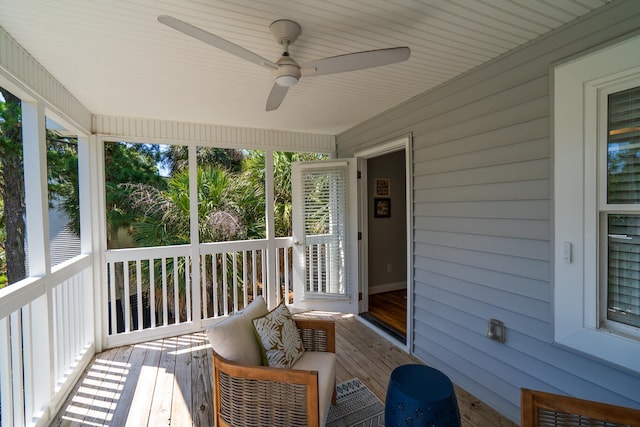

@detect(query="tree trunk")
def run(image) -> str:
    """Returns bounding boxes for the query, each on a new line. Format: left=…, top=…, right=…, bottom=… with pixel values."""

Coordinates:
left=1, top=91, right=26, bottom=284
left=4, top=153, right=25, bottom=284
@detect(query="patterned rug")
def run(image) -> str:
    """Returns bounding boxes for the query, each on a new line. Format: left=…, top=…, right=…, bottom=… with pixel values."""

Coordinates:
left=326, top=378, right=385, bottom=427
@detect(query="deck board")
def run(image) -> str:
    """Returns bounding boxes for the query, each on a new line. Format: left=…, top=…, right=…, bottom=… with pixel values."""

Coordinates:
left=124, top=340, right=162, bottom=426
left=52, top=313, right=517, bottom=427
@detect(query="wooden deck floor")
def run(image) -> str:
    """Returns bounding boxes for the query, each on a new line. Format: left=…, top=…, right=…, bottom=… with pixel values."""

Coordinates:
left=52, top=313, right=517, bottom=427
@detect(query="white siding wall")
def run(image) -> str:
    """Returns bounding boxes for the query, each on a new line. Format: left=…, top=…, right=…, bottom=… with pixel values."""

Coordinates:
left=337, top=1, right=640, bottom=423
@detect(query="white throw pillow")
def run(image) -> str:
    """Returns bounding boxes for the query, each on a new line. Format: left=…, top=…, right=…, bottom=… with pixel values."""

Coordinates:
left=206, top=296, right=268, bottom=366
left=252, top=302, right=305, bottom=368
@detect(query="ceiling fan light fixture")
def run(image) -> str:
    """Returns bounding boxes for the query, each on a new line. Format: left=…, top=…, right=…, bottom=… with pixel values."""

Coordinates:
left=275, top=75, right=299, bottom=87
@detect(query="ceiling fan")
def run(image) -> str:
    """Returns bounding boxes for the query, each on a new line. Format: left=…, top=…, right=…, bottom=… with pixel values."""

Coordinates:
left=158, top=15, right=411, bottom=111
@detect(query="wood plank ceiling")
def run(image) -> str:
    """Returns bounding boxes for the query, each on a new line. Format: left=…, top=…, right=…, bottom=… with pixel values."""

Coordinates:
left=0, top=0, right=611, bottom=134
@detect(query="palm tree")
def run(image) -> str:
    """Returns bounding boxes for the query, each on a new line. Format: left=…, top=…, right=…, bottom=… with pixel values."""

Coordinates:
left=242, top=151, right=326, bottom=237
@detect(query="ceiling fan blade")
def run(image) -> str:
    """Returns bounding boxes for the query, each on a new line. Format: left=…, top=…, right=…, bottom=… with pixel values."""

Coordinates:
left=158, top=15, right=277, bottom=70
left=266, top=83, right=289, bottom=111
left=302, top=47, right=410, bottom=77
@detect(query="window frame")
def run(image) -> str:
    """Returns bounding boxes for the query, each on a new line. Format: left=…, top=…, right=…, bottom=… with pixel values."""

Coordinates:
left=597, top=82, right=640, bottom=337
left=553, top=33, right=640, bottom=374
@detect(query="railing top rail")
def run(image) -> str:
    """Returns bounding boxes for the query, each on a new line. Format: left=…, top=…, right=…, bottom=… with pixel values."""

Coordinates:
left=0, top=254, right=92, bottom=319
left=200, top=238, right=267, bottom=251
left=104, top=239, right=293, bottom=261
left=275, top=236, right=293, bottom=248
left=200, top=237, right=292, bottom=253
left=106, top=244, right=191, bottom=262
left=50, top=253, right=91, bottom=284
left=0, top=276, right=44, bottom=320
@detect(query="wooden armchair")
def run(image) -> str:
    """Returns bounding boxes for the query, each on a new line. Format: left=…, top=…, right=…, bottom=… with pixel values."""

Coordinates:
left=208, top=300, right=337, bottom=427
left=521, top=388, right=640, bottom=427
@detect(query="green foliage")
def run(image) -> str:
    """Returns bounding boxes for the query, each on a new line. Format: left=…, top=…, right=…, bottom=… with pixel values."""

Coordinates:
left=47, top=132, right=80, bottom=234
left=104, top=142, right=166, bottom=248
left=242, top=151, right=326, bottom=237
left=163, top=146, right=244, bottom=175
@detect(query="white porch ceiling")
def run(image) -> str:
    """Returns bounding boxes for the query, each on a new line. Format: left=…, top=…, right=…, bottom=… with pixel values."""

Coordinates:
left=0, top=0, right=611, bottom=135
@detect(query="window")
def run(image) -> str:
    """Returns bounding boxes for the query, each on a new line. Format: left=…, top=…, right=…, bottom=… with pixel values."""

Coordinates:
left=554, top=34, right=640, bottom=373
left=601, top=86, right=640, bottom=333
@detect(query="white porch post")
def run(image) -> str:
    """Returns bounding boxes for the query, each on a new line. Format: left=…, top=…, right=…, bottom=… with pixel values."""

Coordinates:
left=91, top=135, right=107, bottom=351
left=265, top=150, right=278, bottom=308
left=189, top=144, right=201, bottom=326
left=21, top=100, right=53, bottom=418
left=79, top=135, right=101, bottom=351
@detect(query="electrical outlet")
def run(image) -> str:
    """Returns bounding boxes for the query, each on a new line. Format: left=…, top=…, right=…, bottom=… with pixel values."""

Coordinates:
left=387, top=264, right=392, bottom=272
left=487, top=319, right=506, bottom=343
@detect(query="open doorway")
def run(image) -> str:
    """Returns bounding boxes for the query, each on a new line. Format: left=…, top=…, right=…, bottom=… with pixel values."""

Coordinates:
left=356, top=137, right=411, bottom=348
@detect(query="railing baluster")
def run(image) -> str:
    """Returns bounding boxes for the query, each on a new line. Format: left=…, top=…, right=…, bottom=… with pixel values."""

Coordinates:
left=223, top=253, right=229, bottom=316
left=201, top=254, right=208, bottom=319
left=124, top=262, right=131, bottom=333
left=65, top=278, right=72, bottom=366
left=150, top=258, right=156, bottom=329
left=63, top=283, right=69, bottom=375
left=173, top=256, right=179, bottom=324
left=109, top=261, right=117, bottom=334
left=232, top=251, right=238, bottom=313
left=243, top=250, right=248, bottom=308
left=185, top=256, right=191, bottom=322
left=136, top=259, right=143, bottom=331
left=0, top=315, right=13, bottom=427
left=22, top=303, right=34, bottom=424
left=261, top=249, right=267, bottom=302
left=213, top=254, right=218, bottom=317
left=10, top=311, right=25, bottom=427
left=282, top=248, right=291, bottom=304
left=276, top=248, right=281, bottom=303
left=74, top=275, right=81, bottom=353
left=162, top=258, right=168, bottom=327
left=252, top=249, right=258, bottom=299
left=55, top=285, right=64, bottom=381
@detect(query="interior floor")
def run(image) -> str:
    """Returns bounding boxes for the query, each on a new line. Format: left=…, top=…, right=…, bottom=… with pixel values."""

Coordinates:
left=362, top=289, right=407, bottom=343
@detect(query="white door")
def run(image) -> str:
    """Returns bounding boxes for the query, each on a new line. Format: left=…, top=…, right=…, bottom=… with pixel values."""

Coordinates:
left=291, top=159, right=358, bottom=314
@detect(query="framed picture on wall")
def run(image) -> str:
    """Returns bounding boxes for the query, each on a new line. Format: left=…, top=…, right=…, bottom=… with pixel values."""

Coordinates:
left=374, top=198, right=391, bottom=218
left=375, top=178, right=390, bottom=197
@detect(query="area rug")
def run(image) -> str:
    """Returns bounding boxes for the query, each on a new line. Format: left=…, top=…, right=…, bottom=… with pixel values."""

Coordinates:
left=326, top=378, right=385, bottom=427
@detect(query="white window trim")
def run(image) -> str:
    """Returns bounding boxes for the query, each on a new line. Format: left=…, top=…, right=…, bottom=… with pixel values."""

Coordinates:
left=553, top=33, right=640, bottom=374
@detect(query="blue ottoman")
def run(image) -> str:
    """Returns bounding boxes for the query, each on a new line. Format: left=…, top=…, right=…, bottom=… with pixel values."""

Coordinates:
left=385, top=364, right=461, bottom=427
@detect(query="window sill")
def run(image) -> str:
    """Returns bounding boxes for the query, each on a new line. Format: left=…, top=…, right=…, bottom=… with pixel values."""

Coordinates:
left=554, top=328, right=640, bottom=375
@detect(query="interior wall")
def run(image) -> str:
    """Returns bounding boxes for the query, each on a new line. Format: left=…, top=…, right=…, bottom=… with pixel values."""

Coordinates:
left=336, top=1, right=640, bottom=423
left=367, top=150, right=407, bottom=294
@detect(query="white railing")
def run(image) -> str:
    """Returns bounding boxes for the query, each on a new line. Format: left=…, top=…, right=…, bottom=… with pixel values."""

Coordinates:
left=105, top=237, right=293, bottom=342
left=200, top=237, right=293, bottom=320
left=105, top=245, right=192, bottom=346
left=0, top=254, right=94, bottom=427
left=0, top=238, right=294, bottom=424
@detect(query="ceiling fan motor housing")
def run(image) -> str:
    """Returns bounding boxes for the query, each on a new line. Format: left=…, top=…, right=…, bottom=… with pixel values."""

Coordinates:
left=274, top=53, right=301, bottom=86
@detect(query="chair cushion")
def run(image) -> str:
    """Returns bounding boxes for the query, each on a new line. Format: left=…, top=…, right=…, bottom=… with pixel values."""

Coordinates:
left=205, top=296, right=268, bottom=366
left=252, top=302, right=305, bottom=368
left=293, top=351, right=336, bottom=427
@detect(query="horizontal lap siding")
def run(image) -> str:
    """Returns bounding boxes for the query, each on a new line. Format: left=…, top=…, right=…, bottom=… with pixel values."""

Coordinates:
left=337, top=1, right=640, bottom=423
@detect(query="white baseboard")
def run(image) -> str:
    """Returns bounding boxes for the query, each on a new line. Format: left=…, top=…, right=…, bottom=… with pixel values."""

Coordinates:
left=369, top=281, right=406, bottom=295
